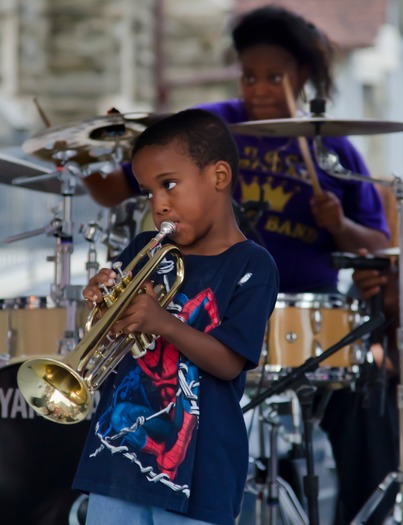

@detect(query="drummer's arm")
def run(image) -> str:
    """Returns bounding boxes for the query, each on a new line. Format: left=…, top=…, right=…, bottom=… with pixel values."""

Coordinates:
left=310, top=191, right=388, bottom=252
left=353, top=260, right=399, bottom=375
left=81, top=165, right=137, bottom=208
left=331, top=221, right=388, bottom=253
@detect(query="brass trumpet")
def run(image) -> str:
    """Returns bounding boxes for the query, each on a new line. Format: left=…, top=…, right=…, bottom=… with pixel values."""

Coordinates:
left=17, top=221, right=184, bottom=424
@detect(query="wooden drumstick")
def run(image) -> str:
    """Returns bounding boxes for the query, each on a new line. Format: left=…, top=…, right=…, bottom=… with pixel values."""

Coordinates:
left=282, top=75, right=323, bottom=195
left=33, top=97, right=51, bottom=128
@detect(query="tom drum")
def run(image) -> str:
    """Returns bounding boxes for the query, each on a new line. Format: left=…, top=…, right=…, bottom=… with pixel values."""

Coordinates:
left=258, top=293, right=367, bottom=387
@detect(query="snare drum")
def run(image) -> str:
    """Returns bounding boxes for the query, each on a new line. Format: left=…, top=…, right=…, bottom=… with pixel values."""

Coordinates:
left=263, top=293, right=366, bottom=386
left=0, top=296, right=86, bottom=363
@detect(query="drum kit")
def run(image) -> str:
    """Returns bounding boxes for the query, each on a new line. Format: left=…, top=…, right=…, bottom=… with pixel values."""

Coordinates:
left=0, top=112, right=151, bottom=525
left=0, top=109, right=399, bottom=369
left=0, top=108, right=403, bottom=525
left=0, top=112, right=153, bottom=364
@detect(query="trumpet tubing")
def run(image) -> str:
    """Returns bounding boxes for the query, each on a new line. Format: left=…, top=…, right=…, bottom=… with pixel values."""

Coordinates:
left=17, top=222, right=184, bottom=424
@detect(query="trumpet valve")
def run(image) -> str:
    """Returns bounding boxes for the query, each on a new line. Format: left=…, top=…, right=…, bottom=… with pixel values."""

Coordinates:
left=113, top=261, right=131, bottom=286
left=112, top=281, right=126, bottom=298
left=153, top=283, right=166, bottom=301
left=129, top=333, right=155, bottom=359
left=103, top=292, right=116, bottom=309
left=99, top=283, right=117, bottom=308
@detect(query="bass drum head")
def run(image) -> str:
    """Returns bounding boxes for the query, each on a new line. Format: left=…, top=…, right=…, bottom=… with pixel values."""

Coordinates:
left=0, top=362, right=94, bottom=524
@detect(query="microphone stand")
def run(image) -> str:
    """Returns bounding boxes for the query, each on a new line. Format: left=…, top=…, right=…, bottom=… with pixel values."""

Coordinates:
left=243, top=313, right=385, bottom=525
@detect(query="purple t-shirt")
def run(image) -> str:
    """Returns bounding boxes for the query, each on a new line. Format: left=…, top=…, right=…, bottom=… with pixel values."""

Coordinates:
left=124, top=99, right=389, bottom=292
left=197, top=100, right=389, bottom=292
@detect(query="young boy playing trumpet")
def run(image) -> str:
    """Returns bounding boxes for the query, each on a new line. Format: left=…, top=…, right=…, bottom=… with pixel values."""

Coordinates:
left=73, top=109, right=279, bottom=525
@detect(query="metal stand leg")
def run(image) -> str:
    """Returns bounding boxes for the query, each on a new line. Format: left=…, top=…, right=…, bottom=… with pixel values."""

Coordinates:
left=243, top=396, right=309, bottom=525
left=48, top=194, right=83, bottom=353
left=267, top=416, right=309, bottom=525
left=350, top=473, right=400, bottom=524
left=295, top=383, right=321, bottom=525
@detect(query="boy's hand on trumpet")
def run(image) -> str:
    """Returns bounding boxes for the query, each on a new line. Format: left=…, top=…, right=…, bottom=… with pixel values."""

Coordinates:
left=82, top=268, right=118, bottom=306
left=110, top=281, right=172, bottom=337
left=82, top=270, right=171, bottom=337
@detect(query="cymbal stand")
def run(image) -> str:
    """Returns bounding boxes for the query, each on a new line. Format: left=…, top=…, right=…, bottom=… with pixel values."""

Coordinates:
left=247, top=394, right=308, bottom=525
left=350, top=176, right=403, bottom=525
left=10, top=154, right=85, bottom=354
left=242, top=315, right=385, bottom=525
left=312, top=140, right=403, bottom=523
left=245, top=377, right=321, bottom=525
left=313, top=135, right=395, bottom=189
left=79, top=220, right=103, bottom=281
left=49, top=158, right=86, bottom=353
left=338, top=186, right=402, bottom=525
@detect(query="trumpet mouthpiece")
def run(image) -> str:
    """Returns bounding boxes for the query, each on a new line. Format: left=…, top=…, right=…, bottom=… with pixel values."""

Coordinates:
left=160, top=221, right=176, bottom=236
left=149, top=221, right=176, bottom=251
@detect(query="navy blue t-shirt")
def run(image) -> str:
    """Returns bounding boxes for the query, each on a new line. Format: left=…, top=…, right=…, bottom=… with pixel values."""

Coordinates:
left=73, top=232, right=279, bottom=525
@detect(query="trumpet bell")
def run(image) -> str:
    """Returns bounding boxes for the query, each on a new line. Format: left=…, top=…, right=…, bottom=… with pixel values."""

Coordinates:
left=17, top=357, right=91, bottom=424
left=16, top=221, right=184, bottom=425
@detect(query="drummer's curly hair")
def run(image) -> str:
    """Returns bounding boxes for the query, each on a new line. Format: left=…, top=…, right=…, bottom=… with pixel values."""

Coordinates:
left=231, top=5, right=336, bottom=99
left=131, top=109, right=239, bottom=189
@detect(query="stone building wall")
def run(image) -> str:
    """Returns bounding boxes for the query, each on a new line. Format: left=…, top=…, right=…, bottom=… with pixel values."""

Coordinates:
left=0, top=0, right=238, bottom=298
left=0, top=0, right=235, bottom=134
left=0, top=0, right=158, bottom=131
left=162, top=0, right=238, bottom=111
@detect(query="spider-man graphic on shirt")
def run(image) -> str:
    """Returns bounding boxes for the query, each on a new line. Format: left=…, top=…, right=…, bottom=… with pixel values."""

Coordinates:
left=91, top=287, right=219, bottom=487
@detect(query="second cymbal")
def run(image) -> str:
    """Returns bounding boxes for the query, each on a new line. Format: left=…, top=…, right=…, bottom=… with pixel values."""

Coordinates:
left=0, top=146, right=86, bottom=195
left=229, top=117, right=403, bottom=138
left=22, top=113, right=147, bottom=165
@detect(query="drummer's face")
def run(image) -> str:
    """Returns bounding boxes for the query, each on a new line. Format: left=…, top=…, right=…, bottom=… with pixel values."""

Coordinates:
left=238, top=45, right=308, bottom=121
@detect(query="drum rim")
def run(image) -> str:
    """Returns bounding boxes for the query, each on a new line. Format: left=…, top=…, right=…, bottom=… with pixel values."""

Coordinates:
left=0, top=296, right=71, bottom=310
left=275, top=292, right=359, bottom=309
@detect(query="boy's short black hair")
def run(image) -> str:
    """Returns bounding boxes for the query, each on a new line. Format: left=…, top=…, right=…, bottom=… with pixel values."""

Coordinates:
left=131, top=109, right=239, bottom=189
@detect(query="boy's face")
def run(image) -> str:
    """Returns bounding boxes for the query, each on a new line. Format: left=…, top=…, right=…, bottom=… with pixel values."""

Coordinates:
left=132, top=141, right=227, bottom=254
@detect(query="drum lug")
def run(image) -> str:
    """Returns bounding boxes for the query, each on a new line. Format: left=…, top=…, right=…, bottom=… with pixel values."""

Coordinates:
left=349, top=343, right=366, bottom=365
left=310, top=308, right=322, bottom=334
left=285, top=331, right=298, bottom=343
left=312, top=340, right=323, bottom=357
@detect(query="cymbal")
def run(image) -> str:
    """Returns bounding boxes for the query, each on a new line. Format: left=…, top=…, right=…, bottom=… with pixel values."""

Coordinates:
left=375, top=247, right=400, bottom=257
left=123, top=111, right=170, bottom=126
left=0, top=146, right=86, bottom=195
left=22, top=113, right=147, bottom=165
left=228, top=117, right=403, bottom=138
